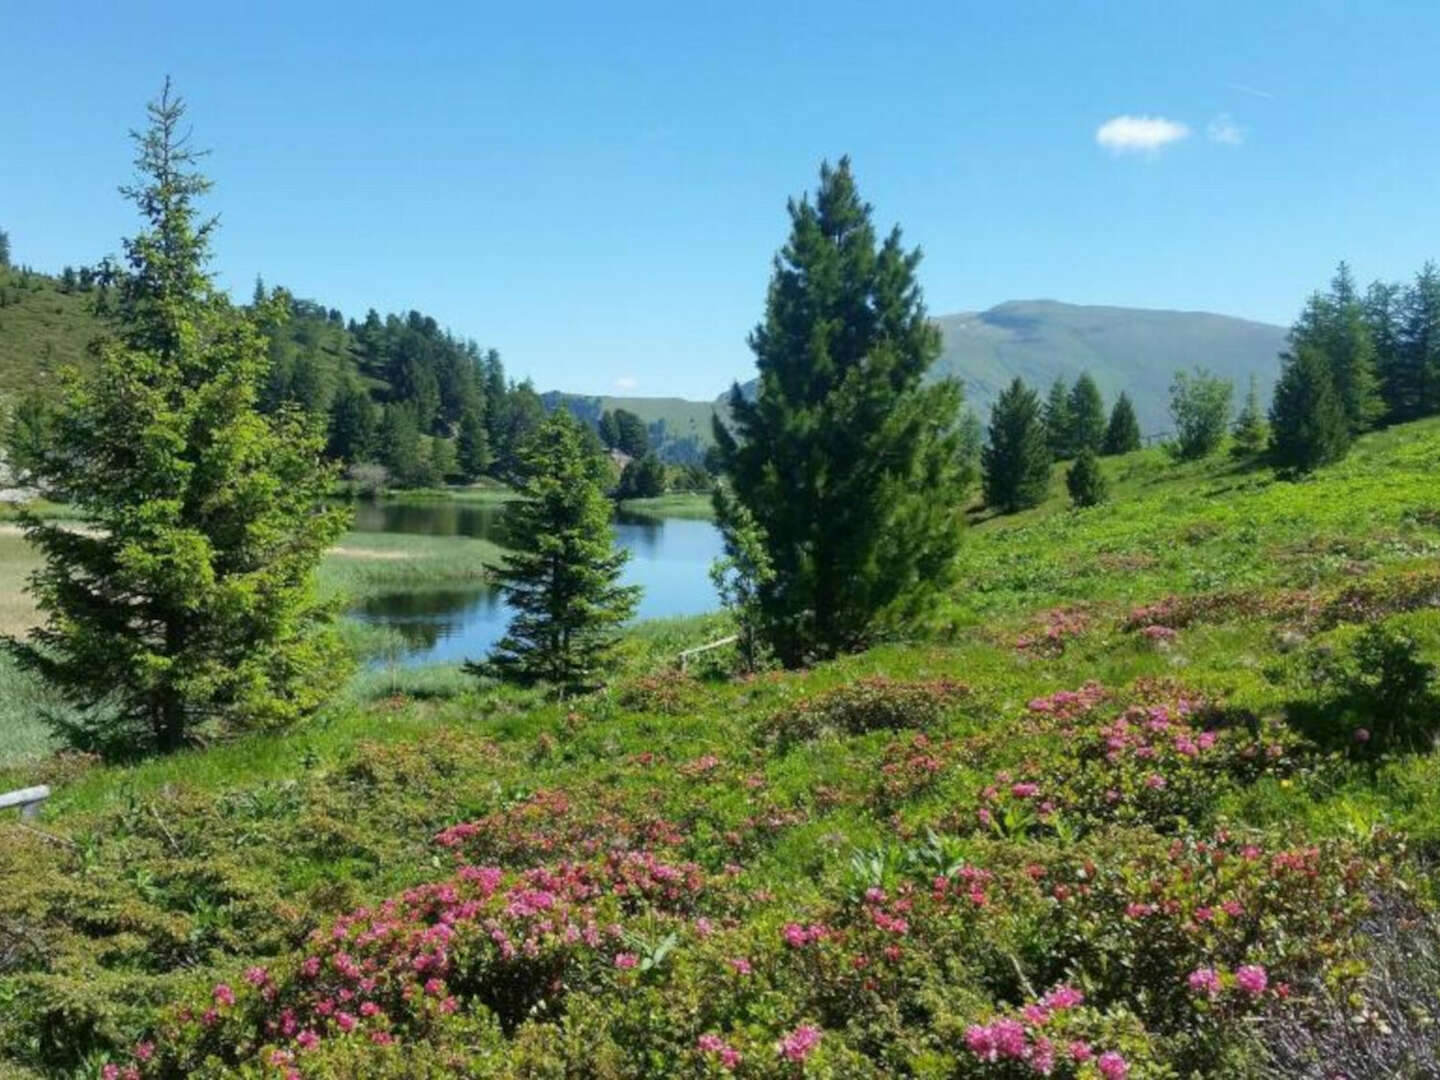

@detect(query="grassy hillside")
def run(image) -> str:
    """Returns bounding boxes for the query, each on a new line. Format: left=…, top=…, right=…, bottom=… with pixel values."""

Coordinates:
left=1, top=420, right=1438, bottom=1076
left=0, top=268, right=101, bottom=397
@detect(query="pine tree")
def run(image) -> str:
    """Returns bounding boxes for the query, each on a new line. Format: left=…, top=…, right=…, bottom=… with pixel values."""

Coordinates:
left=429, top=435, right=457, bottom=484
left=612, top=408, right=649, bottom=457
left=1269, top=345, right=1350, bottom=474
left=1066, top=447, right=1108, bottom=508
left=1042, top=377, right=1074, bottom=460
left=472, top=410, right=639, bottom=691
left=6, top=81, right=349, bottom=755
left=1232, top=374, right=1267, bottom=456
left=1066, top=372, right=1106, bottom=454
left=714, top=158, right=967, bottom=666
left=1364, top=279, right=1406, bottom=421
left=327, top=379, right=378, bottom=462
left=377, top=402, right=423, bottom=486
left=1102, top=392, right=1141, bottom=455
left=0, top=227, right=10, bottom=268
left=597, top=409, right=620, bottom=449
left=618, top=452, right=666, bottom=499
left=1287, top=264, right=1382, bottom=433
left=982, top=377, right=1051, bottom=513
left=1169, top=367, right=1233, bottom=460
left=456, top=405, right=491, bottom=481
left=1400, top=263, right=1440, bottom=420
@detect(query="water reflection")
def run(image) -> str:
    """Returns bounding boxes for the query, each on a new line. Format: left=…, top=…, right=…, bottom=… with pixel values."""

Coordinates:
left=347, top=500, right=721, bottom=666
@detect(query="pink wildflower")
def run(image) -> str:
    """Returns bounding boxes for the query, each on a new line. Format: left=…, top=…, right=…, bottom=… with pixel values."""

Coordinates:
left=1097, top=1051, right=1129, bottom=1079
left=1235, top=964, right=1269, bottom=996
left=614, top=952, right=639, bottom=969
left=1187, top=966, right=1222, bottom=998
left=777, top=1024, right=822, bottom=1063
left=212, top=983, right=235, bottom=1007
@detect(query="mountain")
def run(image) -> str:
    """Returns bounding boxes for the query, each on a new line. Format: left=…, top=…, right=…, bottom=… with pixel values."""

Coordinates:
left=929, top=301, right=1287, bottom=432
left=719, top=301, right=1289, bottom=435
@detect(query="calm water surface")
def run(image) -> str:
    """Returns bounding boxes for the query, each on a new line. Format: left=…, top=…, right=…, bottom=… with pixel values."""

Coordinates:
left=349, top=500, right=723, bottom=665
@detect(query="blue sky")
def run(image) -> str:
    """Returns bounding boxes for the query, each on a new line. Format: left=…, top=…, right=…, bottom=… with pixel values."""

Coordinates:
left=4, top=2, right=1438, bottom=399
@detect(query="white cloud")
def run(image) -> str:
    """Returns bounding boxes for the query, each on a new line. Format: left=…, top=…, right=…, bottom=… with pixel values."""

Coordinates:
left=1095, top=114, right=1190, bottom=153
left=613, top=375, right=638, bottom=391
left=1207, top=113, right=1245, bottom=146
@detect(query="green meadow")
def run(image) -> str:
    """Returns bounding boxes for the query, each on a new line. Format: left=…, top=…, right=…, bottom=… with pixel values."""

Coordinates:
left=1, top=419, right=1438, bottom=1075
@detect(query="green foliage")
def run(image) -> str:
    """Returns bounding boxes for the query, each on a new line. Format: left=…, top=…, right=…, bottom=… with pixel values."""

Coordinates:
left=1269, top=344, right=1351, bottom=473
left=1065, top=447, right=1108, bottom=508
left=982, top=377, right=1051, bottom=513
left=325, top=378, right=377, bottom=462
left=1042, top=376, right=1073, bottom=460
left=715, top=157, right=967, bottom=666
left=1168, top=366, right=1233, bottom=460
left=1066, top=371, right=1106, bottom=455
left=1232, top=373, right=1268, bottom=456
left=473, top=410, right=639, bottom=692
left=1291, top=621, right=1440, bottom=754
left=0, top=226, right=10, bottom=268
left=616, top=451, right=665, bottom=499
left=456, top=404, right=491, bottom=481
left=1102, top=391, right=1141, bottom=455
left=5, top=82, right=350, bottom=757
left=2, top=391, right=55, bottom=487
left=600, top=407, right=649, bottom=457
left=1287, top=263, right=1382, bottom=434
left=708, top=487, right=774, bottom=671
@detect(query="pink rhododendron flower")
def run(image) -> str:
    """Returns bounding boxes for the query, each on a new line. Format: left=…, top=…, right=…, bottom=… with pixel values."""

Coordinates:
left=1235, top=964, right=1269, bottom=996
left=777, top=1024, right=822, bottom=1062
left=614, top=952, right=639, bottom=969
left=212, top=983, right=235, bottom=1007
left=1097, top=1050, right=1129, bottom=1078
left=1187, top=966, right=1222, bottom=997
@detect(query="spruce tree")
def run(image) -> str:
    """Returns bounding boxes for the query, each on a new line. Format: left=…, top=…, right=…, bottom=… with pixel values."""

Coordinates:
left=1066, top=372, right=1106, bottom=454
left=0, top=227, right=10, bottom=268
left=1269, top=345, right=1350, bottom=474
left=473, top=410, right=639, bottom=691
left=1287, top=263, right=1382, bottom=433
left=982, top=377, right=1051, bottom=513
left=1102, top=392, right=1141, bottom=455
left=6, top=81, right=350, bottom=755
left=327, top=379, right=378, bottom=462
left=1365, top=279, right=1406, bottom=420
left=1232, top=374, right=1267, bottom=456
left=1066, top=447, right=1108, bottom=508
left=1042, top=377, right=1074, bottom=460
left=457, top=405, right=491, bottom=480
left=714, top=158, right=967, bottom=666
left=1400, top=263, right=1440, bottom=420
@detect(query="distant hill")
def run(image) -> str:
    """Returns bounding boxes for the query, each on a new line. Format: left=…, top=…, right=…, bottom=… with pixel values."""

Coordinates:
left=930, top=301, right=1287, bottom=433
left=541, top=392, right=720, bottom=464
left=721, top=301, right=1289, bottom=435
left=0, top=267, right=101, bottom=397
left=0, top=270, right=1288, bottom=457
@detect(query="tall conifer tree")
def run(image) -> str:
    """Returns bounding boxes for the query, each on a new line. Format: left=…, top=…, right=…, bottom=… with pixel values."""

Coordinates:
left=714, top=158, right=966, bottom=666
left=1269, top=345, right=1350, bottom=473
left=7, top=81, right=349, bottom=755
left=1102, top=392, right=1141, bottom=455
left=1042, top=377, right=1074, bottom=460
left=474, top=410, right=638, bottom=691
left=1066, top=372, right=1106, bottom=454
left=982, top=378, right=1051, bottom=513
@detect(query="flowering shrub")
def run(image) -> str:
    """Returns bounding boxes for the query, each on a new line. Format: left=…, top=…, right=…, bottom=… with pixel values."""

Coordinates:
left=1015, top=608, right=1091, bottom=657
left=757, top=676, right=969, bottom=749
